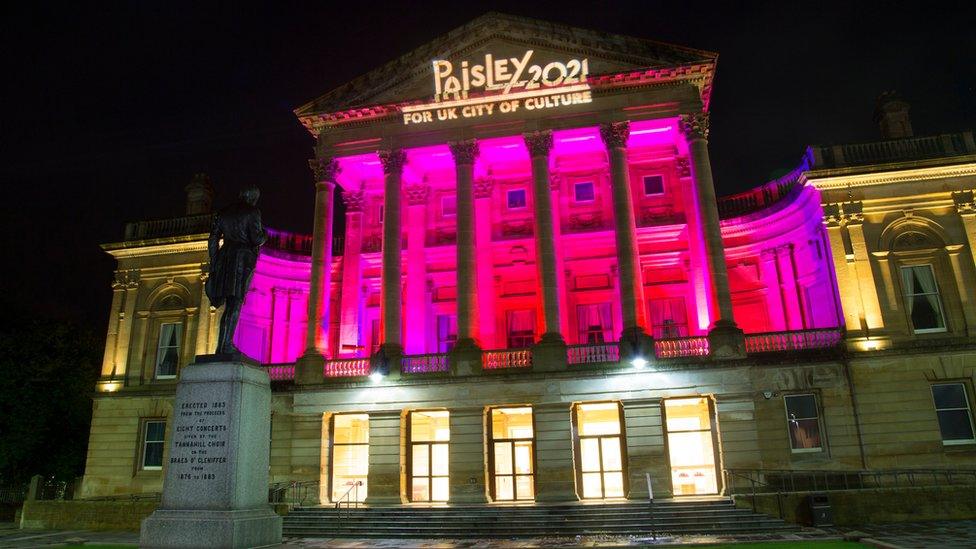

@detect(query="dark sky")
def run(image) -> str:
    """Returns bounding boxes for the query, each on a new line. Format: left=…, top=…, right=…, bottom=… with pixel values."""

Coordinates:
left=1, top=1, right=974, bottom=331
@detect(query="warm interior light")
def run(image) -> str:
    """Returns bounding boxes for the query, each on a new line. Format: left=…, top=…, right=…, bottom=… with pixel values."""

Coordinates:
left=664, top=398, right=718, bottom=495
left=369, top=371, right=385, bottom=383
left=630, top=357, right=648, bottom=369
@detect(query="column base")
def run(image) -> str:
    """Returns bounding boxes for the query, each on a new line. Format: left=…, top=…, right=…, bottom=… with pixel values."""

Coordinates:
left=295, top=351, right=324, bottom=385
left=376, top=343, right=404, bottom=379
left=531, top=335, right=567, bottom=372
left=450, top=339, right=483, bottom=376
left=141, top=508, right=281, bottom=549
left=707, top=320, right=745, bottom=359
left=618, top=327, right=654, bottom=362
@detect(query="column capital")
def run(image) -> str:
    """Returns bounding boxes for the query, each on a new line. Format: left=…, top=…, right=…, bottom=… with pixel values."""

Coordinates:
left=449, top=139, right=479, bottom=165
left=377, top=149, right=407, bottom=174
left=342, top=183, right=366, bottom=212
left=953, top=190, right=975, bottom=214
left=523, top=130, right=553, bottom=157
left=599, top=121, right=630, bottom=149
left=679, top=112, right=710, bottom=141
left=404, top=184, right=430, bottom=206
left=308, top=157, right=341, bottom=184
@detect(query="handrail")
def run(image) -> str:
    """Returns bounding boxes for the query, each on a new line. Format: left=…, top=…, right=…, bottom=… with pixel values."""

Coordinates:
left=335, top=480, right=363, bottom=526
left=724, top=469, right=783, bottom=517
left=269, top=480, right=318, bottom=505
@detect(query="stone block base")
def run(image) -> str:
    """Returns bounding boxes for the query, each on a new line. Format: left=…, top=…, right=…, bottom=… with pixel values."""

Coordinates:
left=140, top=508, right=282, bottom=548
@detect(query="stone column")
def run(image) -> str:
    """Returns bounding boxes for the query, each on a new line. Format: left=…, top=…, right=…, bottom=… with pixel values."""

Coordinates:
left=953, top=191, right=976, bottom=282
left=194, top=272, right=214, bottom=356
left=823, top=205, right=866, bottom=335
left=946, top=245, right=976, bottom=336
left=99, top=273, right=127, bottom=380
left=365, top=410, right=403, bottom=505
left=534, top=402, right=576, bottom=502
left=448, top=406, right=489, bottom=503
left=844, top=204, right=885, bottom=331
left=450, top=140, right=480, bottom=352
left=404, top=184, right=430, bottom=354
left=303, top=158, right=339, bottom=357
left=679, top=113, right=744, bottom=357
left=378, top=149, right=407, bottom=357
left=474, top=176, right=497, bottom=348
left=338, top=185, right=366, bottom=358
left=524, top=131, right=564, bottom=343
left=115, top=273, right=140, bottom=379
left=599, top=122, right=651, bottom=356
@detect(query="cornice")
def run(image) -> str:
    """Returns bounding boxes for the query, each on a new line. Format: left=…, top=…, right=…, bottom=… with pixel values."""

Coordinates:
left=807, top=162, right=976, bottom=191
left=103, top=237, right=209, bottom=259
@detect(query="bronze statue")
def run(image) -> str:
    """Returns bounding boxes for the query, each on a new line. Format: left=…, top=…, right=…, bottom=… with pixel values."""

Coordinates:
left=206, top=185, right=267, bottom=355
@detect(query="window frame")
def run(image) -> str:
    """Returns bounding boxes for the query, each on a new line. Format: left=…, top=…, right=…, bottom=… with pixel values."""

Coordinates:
left=899, top=264, right=948, bottom=334
left=642, top=174, right=665, bottom=196
left=930, top=382, right=976, bottom=446
left=571, top=401, right=629, bottom=500
left=140, top=419, right=166, bottom=471
left=573, top=181, right=595, bottom=203
left=506, top=188, right=528, bottom=210
left=486, top=406, right=537, bottom=502
left=783, top=393, right=825, bottom=454
left=505, top=309, right=536, bottom=349
left=154, top=321, right=183, bottom=379
left=328, top=412, right=370, bottom=503
left=406, top=409, right=451, bottom=503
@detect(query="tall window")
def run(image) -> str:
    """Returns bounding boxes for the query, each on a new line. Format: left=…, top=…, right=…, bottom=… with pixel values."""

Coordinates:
left=574, top=402, right=626, bottom=499
left=436, top=315, right=457, bottom=353
left=931, top=383, right=976, bottom=445
left=156, top=322, right=182, bottom=378
left=577, top=303, right=613, bottom=344
left=649, top=298, right=688, bottom=339
left=369, top=318, right=381, bottom=356
left=408, top=410, right=450, bottom=502
left=489, top=407, right=535, bottom=501
left=901, top=265, right=947, bottom=333
left=642, top=175, right=664, bottom=196
left=141, top=420, right=166, bottom=470
left=506, top=309, right=535, bottom=348
left=784, top=394, right=823, bottom=452
left=330, top=414, right=369, bottom=502
left=507, top=189, right=527, bottom=209
left=664, top=397, right=719, bottom=495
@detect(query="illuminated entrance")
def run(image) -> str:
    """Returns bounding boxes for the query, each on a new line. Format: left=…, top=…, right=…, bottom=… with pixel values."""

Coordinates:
left=573, top=402, right=626, bottom=499
left=488, top=407, right=535, bottom=501
left=329, top=413, right=369, bottom=502
left=664, top=398, right=720, bottom=495
left=408, top=410, right=450, bottom=502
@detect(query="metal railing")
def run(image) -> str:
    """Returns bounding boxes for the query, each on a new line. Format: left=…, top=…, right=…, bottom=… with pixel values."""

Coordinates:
left=335, top=480, right=363, bottom=525
left=725, top=468, right=976, bottom=500
left=324, top=358, right=370, bottom=378
left=744, top=328, right=843, bottom=354
left=566, top=343, right=620, bottom=365
left=269, top=480, right=318, bottom=506
left=482, top=349, right=532, bottom=370
left=654, top=336, right=710, bottom=359
left=402, top=353, right=449, bottom=374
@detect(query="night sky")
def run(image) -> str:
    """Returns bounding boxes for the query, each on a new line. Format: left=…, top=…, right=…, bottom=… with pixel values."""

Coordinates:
left=2, top=1, right=973, bottom=333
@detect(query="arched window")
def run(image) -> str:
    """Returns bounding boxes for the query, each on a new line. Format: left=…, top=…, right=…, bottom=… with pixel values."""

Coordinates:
left=149, top=291, right=188, bottom=379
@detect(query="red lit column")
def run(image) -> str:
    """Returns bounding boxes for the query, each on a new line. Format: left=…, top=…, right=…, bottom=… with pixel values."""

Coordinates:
left=600, top=122, right=649, bottom=344
left=338, top=185, right=366, bottom=357
left=378, top=149, right=406, bottom=355
left=303, top=158, right=339, bottom=357
left=404, top=183, right=430, bottom=354
left=473, top=176, right=496, bottom=348
left=524, top=130, right=564, bottom=343
left=450, top=139, right=480, bottom=350
left=680, top=113, right=743, bottom=356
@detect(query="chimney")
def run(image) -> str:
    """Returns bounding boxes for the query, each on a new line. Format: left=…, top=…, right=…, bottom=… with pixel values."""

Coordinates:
left=184, top=173, right=215, bottom=215
left=874, top=91, right=913, bottom=139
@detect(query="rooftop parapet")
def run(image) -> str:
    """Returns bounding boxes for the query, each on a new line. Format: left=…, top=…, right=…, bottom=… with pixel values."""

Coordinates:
left=805, top=131, right=976, bottom=171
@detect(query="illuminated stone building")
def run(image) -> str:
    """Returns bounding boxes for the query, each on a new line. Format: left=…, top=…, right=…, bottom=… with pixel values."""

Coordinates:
left=82, top=14, right=976, bottom=507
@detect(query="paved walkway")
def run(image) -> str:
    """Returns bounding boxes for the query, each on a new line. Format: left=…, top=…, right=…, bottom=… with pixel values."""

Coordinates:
left=2, top=520, right=976, bottom=548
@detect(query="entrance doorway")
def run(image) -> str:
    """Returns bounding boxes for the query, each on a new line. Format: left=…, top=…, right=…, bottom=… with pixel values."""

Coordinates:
left=329, top=413, right=369, bottom=502
left=408, top=410, right=450, bottom=502
left=573, top=401, right=627, bottom=499
left=488, top=407, right=535, bottom=501
left=663, top=397, right=720, bottom=496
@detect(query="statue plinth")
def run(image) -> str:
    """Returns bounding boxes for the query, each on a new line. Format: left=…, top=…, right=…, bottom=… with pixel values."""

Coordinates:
left=140, top=360, right=281, bottom=548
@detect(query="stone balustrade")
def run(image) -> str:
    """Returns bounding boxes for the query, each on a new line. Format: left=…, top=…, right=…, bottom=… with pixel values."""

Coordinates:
left=482, top=349, right=532, bottom=370
left=653, top=336, right=710, bottom=359
left=743, top=328, right=844, bottom=354
left=566, top=343, right=620, bottom=365
left=401, top=353, right=450, bottom=374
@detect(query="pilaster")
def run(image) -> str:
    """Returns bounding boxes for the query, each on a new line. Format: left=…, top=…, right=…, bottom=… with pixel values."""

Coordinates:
left=194, top=272, right=214, bottom=356
left=473, top=174, right=496, bottom=348
left=946, top=244, right=976, bottom=336
left=525, top=130, right=564, bottom=344
left=533, top=402, right=576, bottom=502
left=364, top=410, right=403, bottom=505
left=447, top=406, right=489, bottom=503
left=450, top=139, right=480, bottom=351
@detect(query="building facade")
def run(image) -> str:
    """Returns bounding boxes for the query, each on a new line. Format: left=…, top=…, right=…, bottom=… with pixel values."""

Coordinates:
left=82, top=14, right=976, bottom=505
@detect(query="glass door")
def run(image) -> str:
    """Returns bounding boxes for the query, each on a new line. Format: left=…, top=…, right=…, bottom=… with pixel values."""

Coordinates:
left=574, top=401, right=627, bottom=498
left=488, top=407, right=535, bottom=501
left=408, top=410, right=450, bottom=502
left=664, top=397, right=719, bottom=496
left=330, top=413, right=369, bottom=502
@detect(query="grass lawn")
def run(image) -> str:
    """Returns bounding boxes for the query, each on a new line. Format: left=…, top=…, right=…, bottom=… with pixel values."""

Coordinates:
left=703, top=543, right=868, bottom=548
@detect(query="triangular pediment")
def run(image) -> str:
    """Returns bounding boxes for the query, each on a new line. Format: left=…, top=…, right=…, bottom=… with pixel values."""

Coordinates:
left=295, top=12, right=716, bottom=117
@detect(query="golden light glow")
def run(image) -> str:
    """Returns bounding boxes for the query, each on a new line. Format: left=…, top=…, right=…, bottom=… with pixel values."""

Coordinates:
left=331, top=414, right=369, bottom=502
left=490, top=407, right=535, bottom=501
left=98, top=381, right=122, bottom=393
left=576, top=402, right=625, bottom=499
left=410, top=410, right=450, bottom=502
left=664, top=398, right=718, bottom=496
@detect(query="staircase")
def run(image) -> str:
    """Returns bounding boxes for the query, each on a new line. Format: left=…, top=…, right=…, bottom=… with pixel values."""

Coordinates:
left=282, top=498, right=798, bottom=538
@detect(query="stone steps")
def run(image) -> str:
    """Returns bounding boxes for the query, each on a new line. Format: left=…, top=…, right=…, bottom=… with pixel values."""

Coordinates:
left=282, top=499, right=798, bottom=538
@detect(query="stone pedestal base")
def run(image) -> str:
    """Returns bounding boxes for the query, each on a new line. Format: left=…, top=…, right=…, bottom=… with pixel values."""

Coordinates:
left=531, top=335, right=567, bottom=372
left=451, top=339, right=483, bottom=376
left=295, top=351, right=324, bottom=385
left=141, top=508, right=282, bottom=549
left=618, top=327, right=654, bottom=364
left=708, top=321, right=746, bottom=359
